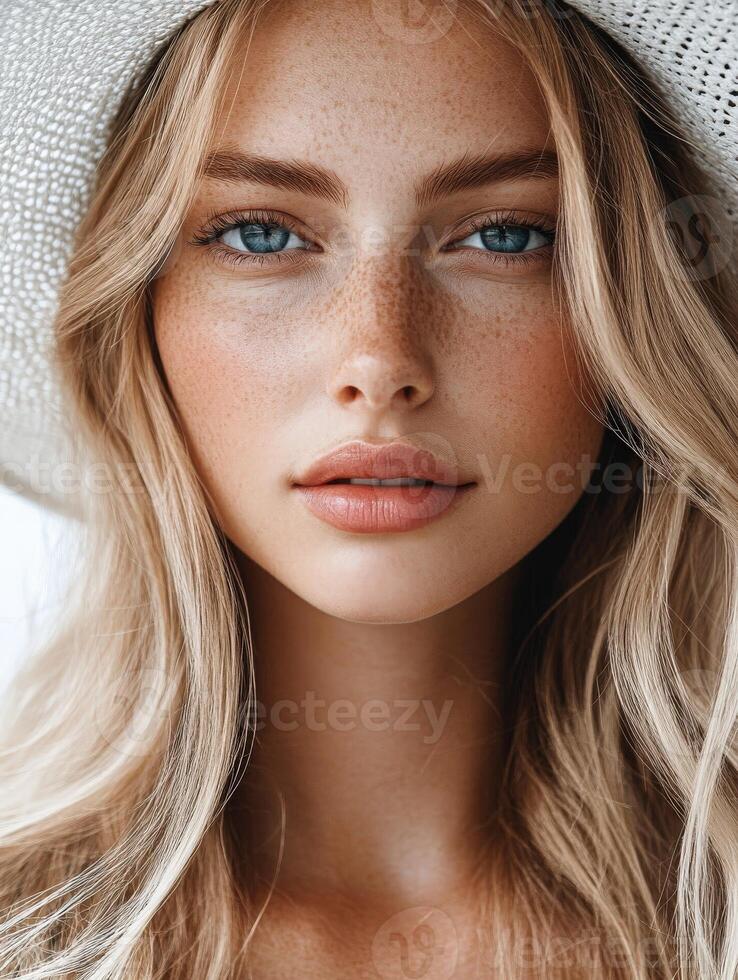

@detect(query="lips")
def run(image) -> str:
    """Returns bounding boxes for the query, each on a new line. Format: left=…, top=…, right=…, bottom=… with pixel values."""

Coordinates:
left=292, top=440, right=475, bottom=533
left=293, top=440, right=466, bottom=488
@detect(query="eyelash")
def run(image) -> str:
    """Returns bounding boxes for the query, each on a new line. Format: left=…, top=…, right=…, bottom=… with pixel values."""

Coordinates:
left=189, top=207, right=556, bottom=269
left=449, top=209, right=556, bottom=269
left=190, top=208, right=310, bottom=268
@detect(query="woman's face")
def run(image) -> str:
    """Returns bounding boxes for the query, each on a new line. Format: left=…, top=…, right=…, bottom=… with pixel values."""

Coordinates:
left=152, top=0, right=604, bottom=623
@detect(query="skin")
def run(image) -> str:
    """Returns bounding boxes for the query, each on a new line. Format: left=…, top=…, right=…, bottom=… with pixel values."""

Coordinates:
left=151, top=0, right=605, bottom=974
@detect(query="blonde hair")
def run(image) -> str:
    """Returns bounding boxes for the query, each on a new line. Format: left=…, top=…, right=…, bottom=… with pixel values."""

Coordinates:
left=1, top=0, right=736, bottom=976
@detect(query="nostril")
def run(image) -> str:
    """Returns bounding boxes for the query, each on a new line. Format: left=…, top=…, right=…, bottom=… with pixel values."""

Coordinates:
left=337, top=384, right=359, bottom=405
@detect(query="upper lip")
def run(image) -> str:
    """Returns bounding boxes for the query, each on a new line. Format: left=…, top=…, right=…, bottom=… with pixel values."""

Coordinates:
left=292, top=440, right=472, bottom=487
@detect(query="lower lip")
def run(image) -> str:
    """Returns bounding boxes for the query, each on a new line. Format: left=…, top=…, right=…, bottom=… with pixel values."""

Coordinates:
left=294, top=482, right=475, bottom=533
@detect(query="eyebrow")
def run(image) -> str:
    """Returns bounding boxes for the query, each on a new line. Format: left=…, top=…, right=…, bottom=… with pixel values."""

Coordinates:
left=415, top=147, right=558, bottom=208
left=201, top=146, right=558, bottom=209
left=202, top=149, right=349, bottom=207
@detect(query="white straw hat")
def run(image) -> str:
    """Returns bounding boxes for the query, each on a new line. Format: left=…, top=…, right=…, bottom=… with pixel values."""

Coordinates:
left=0, top=0, right=735, bottom=518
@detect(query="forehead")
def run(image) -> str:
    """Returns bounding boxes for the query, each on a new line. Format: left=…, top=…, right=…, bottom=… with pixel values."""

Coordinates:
left=214, top=0, right=552, bottom=182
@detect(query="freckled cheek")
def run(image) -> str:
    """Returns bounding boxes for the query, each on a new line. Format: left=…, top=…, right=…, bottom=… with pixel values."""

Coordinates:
left=461, top=310, right=602, bottom=472
left=152, top=296, right=308, bottom=489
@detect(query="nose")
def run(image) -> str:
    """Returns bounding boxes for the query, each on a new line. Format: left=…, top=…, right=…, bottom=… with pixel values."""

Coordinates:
left=329, top=353, right=434, bottom=411
left=326, top=258, right=435, bottom=414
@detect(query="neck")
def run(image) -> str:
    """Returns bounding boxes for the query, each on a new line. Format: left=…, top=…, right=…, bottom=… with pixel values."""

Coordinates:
left=233, top=552, right=522, bottom=907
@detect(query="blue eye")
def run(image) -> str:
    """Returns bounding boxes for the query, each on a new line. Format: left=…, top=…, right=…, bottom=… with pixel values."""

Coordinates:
left=220, top=221, right=309, bottom=255
left=454, top=223, right=553, bottom=254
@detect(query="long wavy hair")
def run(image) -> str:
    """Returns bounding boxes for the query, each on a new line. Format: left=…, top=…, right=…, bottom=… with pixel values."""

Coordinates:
left=0, top=0, right=736, bottom=976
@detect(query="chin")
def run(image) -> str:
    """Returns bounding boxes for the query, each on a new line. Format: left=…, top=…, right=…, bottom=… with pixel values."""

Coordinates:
left=276, top=548, right=486, bottom=625
left=295, top=586, right=462, bottom=625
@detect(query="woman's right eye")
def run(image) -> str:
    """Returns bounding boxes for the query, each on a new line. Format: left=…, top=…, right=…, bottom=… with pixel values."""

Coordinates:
left=219, top=222, right=311, bottom=255
left=189, top=209, right=318, bottom=267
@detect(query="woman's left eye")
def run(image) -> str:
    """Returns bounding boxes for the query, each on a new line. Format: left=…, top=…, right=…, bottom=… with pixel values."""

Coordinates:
left=451, top=223, right=554, bottom=254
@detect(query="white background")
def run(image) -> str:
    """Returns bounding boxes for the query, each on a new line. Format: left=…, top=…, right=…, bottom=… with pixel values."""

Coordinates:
left=0, top=486, right=77, bottom=692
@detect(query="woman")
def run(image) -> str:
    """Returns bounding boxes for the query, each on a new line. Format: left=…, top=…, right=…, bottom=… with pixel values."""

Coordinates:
left=0, top=0, right=736, bottom=976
